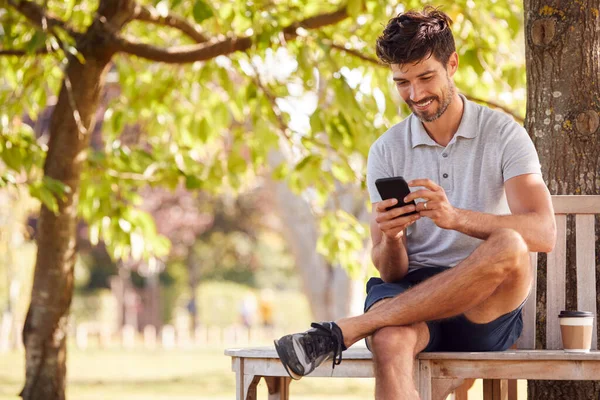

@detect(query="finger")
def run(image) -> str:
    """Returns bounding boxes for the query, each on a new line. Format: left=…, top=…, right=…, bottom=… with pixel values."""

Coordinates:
left=389, top=204, right=418, bottom=218
left=375, top=203, right=417, bottom=223
left=408, top=179, right=442, bottom=192
left=377, top=208, right=414, bottom=224
left=375, top=198, right=398, bottom=212
left=418, top=210, right=439, bottom=219
left=379, top=213, right=420, bottom=231
left=417, top=201, right=440, bottom=212
left=404, top=189, right=436, bottom=203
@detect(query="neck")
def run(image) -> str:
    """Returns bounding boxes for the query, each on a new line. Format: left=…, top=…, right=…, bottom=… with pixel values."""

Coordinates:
left=422, top=92, right=464, bottom=147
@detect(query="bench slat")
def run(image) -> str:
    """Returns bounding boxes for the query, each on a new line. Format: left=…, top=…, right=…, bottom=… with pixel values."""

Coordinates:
left=547, top=214, right=567, bottom=350
left=430, top=358, right=600, bottom=381
left=552, top=195, right=600, bottom=214
left=576, top=214, right=598, bottom=349
left=420, top=350, right=600, bottom=360
left=518, top=252, right=538, bottom=349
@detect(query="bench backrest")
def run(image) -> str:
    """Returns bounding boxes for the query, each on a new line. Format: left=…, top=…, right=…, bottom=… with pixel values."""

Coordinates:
left=517, top=195, right=600, bottom=350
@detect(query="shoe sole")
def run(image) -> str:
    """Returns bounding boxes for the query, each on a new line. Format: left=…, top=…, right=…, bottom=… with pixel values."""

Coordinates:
left=273, top=339, right=302, bottom=380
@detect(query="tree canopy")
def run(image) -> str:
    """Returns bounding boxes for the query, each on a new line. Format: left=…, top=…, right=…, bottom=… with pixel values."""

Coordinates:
left=1, top=0, right=526, bottom=274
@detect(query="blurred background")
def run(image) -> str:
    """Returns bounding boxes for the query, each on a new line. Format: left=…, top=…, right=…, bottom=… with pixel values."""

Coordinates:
left=0, top=0, right=528, bottom=398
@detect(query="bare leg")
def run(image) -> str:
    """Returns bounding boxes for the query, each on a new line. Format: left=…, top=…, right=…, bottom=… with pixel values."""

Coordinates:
left=339, top=228, right=531, bottom=347
left=370, top=322, right=429, bottom=400
left=366, top=299, right=430, bottom=400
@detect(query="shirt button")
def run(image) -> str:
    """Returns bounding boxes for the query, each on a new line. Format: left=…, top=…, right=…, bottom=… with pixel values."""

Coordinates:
left=443, top=173, right=449, bottom=178
left=442, top=153, right=448, bottom=158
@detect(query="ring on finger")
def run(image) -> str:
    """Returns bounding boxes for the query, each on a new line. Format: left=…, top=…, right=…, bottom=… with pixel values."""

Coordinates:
left=423, top=202, right=428, bottom=210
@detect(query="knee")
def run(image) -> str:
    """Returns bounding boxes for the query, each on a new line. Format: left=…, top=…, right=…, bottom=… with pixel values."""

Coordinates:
left=488, top=228, right=529, bottom=274
left=370, top=326, right=418, bottom=363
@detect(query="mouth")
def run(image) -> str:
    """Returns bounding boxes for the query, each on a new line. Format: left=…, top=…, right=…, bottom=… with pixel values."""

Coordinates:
left=412, top=98, right=435, bottom=111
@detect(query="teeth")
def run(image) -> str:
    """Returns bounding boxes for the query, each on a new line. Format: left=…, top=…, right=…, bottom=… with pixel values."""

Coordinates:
left=416, top=99, right=433, bottom=107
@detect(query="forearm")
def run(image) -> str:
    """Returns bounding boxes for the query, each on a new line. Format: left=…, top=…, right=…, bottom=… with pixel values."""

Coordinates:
left=372, top=235, right=410, bottom=282
left=453, top=208, right=556, bottom=252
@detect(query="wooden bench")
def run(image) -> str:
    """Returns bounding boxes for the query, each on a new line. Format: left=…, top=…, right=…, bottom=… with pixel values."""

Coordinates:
left=226, top=195, right=600, bottom=399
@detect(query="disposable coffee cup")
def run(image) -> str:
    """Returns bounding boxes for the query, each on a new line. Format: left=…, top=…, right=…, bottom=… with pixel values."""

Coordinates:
left=559, top=311, right=594, bottom=353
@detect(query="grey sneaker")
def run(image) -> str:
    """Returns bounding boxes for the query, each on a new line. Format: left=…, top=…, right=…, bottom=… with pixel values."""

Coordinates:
left=274, top=322, right=345, bottom=380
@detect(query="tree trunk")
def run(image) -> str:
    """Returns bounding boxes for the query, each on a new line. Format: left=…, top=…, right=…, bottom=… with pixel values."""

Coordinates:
left=525, top=0, right=600, bottom=398
left=268, top=169, right=369, bottom=321
left=20, top=2, right=136, bottom=399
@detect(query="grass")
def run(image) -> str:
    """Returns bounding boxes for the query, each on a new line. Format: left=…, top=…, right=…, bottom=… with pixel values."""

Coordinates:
left=0, top=345, right=526, bottom=399
left=0, top=345, right=374, bottom=400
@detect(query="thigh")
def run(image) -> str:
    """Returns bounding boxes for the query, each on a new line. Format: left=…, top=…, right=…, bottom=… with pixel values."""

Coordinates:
left=363, top=267, right=450, bottom=313
left=462, top=247, right=533, bottom=324
left=364, top=278, right=411, bottom=313
left=439, top=304, right=524, bottom=352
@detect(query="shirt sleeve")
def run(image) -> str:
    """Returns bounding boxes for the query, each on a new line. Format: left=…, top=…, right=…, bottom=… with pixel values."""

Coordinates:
left=366, top=143, right=392, bottom=203
left=501, top=121, right=542, bottom=182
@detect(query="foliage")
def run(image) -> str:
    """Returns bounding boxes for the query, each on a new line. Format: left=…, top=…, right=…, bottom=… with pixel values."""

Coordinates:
left=0, top=0, right=526, bottom=272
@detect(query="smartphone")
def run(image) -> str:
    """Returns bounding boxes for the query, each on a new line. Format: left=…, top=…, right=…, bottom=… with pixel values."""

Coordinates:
left=375, top=176, right=417, bottom=215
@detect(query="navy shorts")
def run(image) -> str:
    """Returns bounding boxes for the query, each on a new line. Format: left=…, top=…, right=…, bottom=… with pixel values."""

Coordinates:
left=364, top=267, right=524, bottom=352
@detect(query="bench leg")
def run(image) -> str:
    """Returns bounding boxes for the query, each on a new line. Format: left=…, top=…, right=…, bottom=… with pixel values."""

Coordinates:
left=507, top=379, right=517, bottom=400
left=432, top=378, right=473, bottom=400
left=242, top=374, right=261, bottom=400
left=264, top=376, right=291, bottom=400
left=454, top=379, right=475, bottom=400
left=418, top=360, right=432, bottom=400
left=483, top=379, right=509, bottom=400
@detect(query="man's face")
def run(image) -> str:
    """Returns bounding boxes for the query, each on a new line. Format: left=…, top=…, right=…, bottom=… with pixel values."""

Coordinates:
left=391, top=54, right=457, bottom=123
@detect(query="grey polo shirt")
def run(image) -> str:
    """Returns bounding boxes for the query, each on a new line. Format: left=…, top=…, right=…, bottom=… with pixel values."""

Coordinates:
left=366, top=94, right=542, bottom=271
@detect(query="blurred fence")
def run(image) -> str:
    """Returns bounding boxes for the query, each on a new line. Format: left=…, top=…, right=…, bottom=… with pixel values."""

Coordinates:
left=0, top=316, right=284, bottom=352
left=74, top=323, right=284, bottom=350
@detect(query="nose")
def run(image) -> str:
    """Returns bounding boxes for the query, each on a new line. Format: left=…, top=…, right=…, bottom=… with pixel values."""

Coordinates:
left=409, top=83, right=424, bottom=102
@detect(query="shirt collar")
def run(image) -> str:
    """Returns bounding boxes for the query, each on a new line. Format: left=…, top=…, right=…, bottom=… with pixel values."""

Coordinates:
left=410, top=93, right=477, bottom=148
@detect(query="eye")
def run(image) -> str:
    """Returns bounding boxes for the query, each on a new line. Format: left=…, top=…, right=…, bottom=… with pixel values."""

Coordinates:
left=395, top=81, right=408, bottom=86
left=421, top=76, right=433, bottom=81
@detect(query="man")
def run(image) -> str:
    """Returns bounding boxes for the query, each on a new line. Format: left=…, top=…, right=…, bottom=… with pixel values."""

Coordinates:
left=274, top=7, right=556, bottom=399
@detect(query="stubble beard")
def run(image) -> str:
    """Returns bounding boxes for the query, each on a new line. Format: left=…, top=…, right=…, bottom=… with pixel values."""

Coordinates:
left=412, top=79, right=455, bottom=123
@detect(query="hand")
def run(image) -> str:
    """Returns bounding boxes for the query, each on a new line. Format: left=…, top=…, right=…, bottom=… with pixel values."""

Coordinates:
left=405, top=179, right=458, bottom=230
left=374, top=198, right=421, bottom=241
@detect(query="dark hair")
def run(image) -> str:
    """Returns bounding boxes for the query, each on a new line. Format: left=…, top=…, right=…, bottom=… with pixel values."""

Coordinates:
left=376, top=7, right=455, bottom=67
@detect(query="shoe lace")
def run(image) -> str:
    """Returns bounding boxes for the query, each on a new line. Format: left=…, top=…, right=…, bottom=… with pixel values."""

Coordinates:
left=306, top=322, right=343, bottom=369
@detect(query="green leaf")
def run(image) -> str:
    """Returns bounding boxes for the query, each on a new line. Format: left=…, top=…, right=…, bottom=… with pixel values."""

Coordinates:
left=348, top=0, right=364, bottom=19
left=193, top=0, right=214, bottom=23
left=295, top=155, right=315, bottom=171
left=185, top=174, right=203, bottom=189
left=195, top=117, right=210, bottom=143
left=1, top=144, right=23, bottom=170
left=26, top=31, right=46, bottom=53
left=29, top=181, right=59, bottom=213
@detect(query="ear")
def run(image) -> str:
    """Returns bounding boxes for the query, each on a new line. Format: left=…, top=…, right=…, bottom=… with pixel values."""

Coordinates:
left=446, top=52, right=459, bottom=77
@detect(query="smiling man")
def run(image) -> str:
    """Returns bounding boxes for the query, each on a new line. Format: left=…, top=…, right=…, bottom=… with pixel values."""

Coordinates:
left=274, top=7, right=556, bottom=399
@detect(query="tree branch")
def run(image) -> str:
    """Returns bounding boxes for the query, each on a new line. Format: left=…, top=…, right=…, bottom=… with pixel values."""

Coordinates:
left=464, top=95, right=524, bottom=123
left=113, top=7, right=348, bottom=63
left=324, top=42, right=526, bottom=123
left=0, top=48, right=52, bottom=56
left=133, top=4, right=209, bottom=44
left=327, top=41, right=381, bottom=65
left=6, top=0, right=80, bottom=38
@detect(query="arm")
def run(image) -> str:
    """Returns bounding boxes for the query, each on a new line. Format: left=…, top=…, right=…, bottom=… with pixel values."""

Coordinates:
left=406, top=174, right=556, bottom=253
left=451, top=174, right=556, bottom=252
left=370, top=200, right=421, bottom=282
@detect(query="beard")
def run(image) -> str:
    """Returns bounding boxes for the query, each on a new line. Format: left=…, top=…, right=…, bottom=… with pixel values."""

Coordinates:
left=409, top=78, right=455, bottom=123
